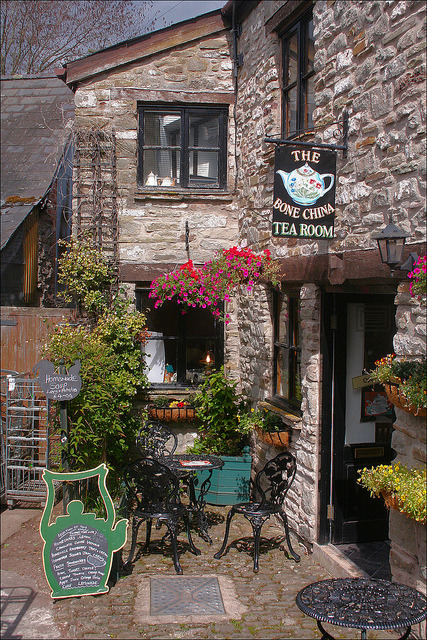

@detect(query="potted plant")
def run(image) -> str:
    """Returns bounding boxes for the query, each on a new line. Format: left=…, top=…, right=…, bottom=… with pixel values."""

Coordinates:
left=369, top=354, right=426, bottom=417
left=241, top=407, right=291, bottom=448
left=188, top=367, right=252, bottom=505
left=358, top=463, right=426, bottom=524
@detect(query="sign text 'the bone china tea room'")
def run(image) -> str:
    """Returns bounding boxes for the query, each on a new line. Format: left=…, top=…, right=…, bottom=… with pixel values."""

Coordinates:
left=272, top=146, right=337, bottom=239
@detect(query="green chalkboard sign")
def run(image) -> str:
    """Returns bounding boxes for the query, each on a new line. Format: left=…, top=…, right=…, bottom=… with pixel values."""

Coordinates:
left=40, top=464, right=128, bottom=599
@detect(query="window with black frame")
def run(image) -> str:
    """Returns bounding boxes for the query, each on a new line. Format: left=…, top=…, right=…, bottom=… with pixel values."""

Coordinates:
left=136, top=287, right=224, bottom=386
left=273, top=290, right=302, bottom=410
left=281, top=11, right=314, bottom=138
left=138, top=105, right=227, bottom=189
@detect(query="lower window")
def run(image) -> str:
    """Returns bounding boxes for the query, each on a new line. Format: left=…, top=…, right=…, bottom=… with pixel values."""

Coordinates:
left=136, top=287, right=224, bottom=386
left=273, top=289, right=302, bottom=410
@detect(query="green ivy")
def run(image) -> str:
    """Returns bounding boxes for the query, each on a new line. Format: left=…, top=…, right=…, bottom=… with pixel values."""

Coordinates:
left=43, top=236, right=149, bottom=491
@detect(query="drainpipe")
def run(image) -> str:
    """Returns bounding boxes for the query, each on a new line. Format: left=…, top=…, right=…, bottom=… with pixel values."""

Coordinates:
left=328, top=295, right=337, bottom=543
left=231, top=0, right=240, bottom=192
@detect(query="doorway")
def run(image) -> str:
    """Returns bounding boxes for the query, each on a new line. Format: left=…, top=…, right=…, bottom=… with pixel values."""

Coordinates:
left=319, top=292, right=397, bottom=545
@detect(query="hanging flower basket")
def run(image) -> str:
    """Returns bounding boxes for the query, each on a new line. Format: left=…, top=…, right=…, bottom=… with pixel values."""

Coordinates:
left=149, top=246, right=281, bottom=323
left=255, top=426, right=289, bottom=449
left=380, top=491, right=426, bottom=524
left=384, top=383, right=426, bottom=418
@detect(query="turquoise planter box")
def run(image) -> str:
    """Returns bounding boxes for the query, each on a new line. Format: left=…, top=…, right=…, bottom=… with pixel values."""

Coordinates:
left=194, top=451, right=252, bottom=506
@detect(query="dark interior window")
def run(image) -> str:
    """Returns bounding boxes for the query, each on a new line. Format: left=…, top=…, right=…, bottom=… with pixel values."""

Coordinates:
left=281, top=12, right=314, bottom=138
left=273, top=289, right=302, bottom=409
left=136, top=287, right=224, bottom=386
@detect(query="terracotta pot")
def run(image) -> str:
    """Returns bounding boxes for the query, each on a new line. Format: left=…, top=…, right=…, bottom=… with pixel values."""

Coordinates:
left=255, top=426, right=289, bottom=448
left=384, top=384, right=426, bottom=418
left=148, top=406, right=196, bottom=422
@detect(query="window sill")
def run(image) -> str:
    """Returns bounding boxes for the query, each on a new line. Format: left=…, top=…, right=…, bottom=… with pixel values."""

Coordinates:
left=260, top=398, right=302, bottom=429
left=134, top=189, right=233, bottom=203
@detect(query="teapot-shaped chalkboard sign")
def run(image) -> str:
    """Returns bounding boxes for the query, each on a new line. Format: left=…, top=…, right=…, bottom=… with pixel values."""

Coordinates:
left=40, top=464, right=128, bottom=599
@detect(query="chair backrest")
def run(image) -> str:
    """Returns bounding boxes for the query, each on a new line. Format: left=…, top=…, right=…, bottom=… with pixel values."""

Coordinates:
left=123, top=457, right=181, bottom=514
left=136, top=421, right=178, bottom=458
left=254, top=451, right=297, bottom=508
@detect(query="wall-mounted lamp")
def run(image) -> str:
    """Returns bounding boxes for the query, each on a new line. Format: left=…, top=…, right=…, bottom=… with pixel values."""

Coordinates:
left=371, top=215, right=411, bottom=272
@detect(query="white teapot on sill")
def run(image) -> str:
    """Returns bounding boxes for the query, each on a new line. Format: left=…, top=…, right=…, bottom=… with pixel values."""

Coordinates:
left=145, top=172, right=157, bottom=186
left=160, top=176, right=174, bottom=187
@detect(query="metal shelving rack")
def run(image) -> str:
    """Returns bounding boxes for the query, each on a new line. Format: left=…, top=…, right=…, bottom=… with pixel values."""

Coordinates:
left=1, top=373, right=55, bottom=508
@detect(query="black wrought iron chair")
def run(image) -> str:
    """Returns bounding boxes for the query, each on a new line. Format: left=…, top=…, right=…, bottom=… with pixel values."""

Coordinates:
left=136, top=421, right=178, bottom=458
left=122, top=457, right=200, bottom=574
left=214, top=451, right=301, bottom=572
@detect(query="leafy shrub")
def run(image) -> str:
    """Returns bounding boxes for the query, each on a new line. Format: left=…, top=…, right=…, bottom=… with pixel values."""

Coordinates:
left=43, top=236, right=149, bottom=491
left=188, top=367, right=247, bottom=456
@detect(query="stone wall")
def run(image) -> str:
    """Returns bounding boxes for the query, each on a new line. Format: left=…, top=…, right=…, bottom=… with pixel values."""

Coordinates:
left=234, top=0, right=426, bottom=544
left=72, top=29, right=239, bottom=270
left=389, top=281, right=426, bottom=610
left=314, top=0, right=426, bottom=252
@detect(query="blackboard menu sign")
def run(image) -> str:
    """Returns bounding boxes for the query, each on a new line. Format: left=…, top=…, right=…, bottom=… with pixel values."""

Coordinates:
left=34, top=360, right=82, bottom=401
left=40, top=464, right=128, bottom=599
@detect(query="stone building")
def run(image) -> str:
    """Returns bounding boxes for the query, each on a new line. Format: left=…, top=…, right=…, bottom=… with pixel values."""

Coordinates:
left=58, top=0, right=425, bottom=606
left=222, top=0, right=426, bottom=612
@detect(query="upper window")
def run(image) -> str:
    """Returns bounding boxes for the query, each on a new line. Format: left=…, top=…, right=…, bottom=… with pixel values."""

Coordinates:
left=273, top=289, right=302, bottom=410
left=138, top=105, right=228, bottom=190
left=136, top=286, right=224, bottom=386
left=281, top=12, right=314, bottom=138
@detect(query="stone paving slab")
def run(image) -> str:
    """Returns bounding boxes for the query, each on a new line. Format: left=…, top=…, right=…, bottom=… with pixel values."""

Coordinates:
left=1, top=504, right=406, bottom=639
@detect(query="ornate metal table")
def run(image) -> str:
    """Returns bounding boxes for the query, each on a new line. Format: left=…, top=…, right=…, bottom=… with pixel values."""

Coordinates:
left=296, top=577, right=427, bottom=640
left=159, top=454, right=224, bottom=543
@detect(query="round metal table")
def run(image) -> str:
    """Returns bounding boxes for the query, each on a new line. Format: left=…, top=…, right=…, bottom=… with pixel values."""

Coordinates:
left=296, top=577, right=427, bottom=640
left=159, top=454, right=223, bottom=543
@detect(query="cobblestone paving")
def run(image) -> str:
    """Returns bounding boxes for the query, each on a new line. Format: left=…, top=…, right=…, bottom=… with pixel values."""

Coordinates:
left=49, top=507, right=399, bottom=640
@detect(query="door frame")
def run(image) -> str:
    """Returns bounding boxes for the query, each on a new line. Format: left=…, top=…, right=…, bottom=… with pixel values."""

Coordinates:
left=319, top=290, right=396, bottom=545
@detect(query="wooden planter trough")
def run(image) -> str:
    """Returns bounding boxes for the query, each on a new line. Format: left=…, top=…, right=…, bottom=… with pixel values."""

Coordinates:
left=148, top=406, right=197, bottom=422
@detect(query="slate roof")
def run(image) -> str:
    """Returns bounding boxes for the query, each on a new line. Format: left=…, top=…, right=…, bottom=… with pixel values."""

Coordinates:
left=1, top=73, right=75, bottom=248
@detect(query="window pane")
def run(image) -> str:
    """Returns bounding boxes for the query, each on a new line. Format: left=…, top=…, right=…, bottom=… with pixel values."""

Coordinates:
left=277, top=347, right=289, bottom=398
left=143, top=149, right=180, bottom=186
left=304, top=75, right=314, bottom=130
left=277, top=295, right=289, bottom=344
left=284, top=32, right=298, bottom=87
left=189, top=150, right=219, bottom=186
left=189, top=114, right=219, bottom=147
left=284, top=85, right=298, bottom=135
left=144, top=112, right=181, bottom=146
left=307, top=19, right=314, bottom=75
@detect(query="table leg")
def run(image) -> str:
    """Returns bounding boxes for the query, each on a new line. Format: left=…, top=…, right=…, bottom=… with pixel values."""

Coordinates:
left=317, top=621, right=335, bottom=639
left=187, top=471, right=213, bottom=544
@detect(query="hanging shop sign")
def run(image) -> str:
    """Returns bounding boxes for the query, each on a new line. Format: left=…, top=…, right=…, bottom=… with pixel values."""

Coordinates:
left=272, top=146, right=336, bottom=239
left=33, top=360, right=82, bottom=401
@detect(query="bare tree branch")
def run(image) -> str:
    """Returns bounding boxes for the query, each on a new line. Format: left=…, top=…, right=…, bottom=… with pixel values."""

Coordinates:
left=1, top=0, right=163, bottom=76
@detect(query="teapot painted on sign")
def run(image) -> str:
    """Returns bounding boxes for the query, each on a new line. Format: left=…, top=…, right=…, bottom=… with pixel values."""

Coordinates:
left=277, top=163, right=334, bottom=206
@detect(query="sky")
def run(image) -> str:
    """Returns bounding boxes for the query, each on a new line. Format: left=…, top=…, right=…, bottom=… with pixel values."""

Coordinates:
left=136, top=0, right=227, bottom=33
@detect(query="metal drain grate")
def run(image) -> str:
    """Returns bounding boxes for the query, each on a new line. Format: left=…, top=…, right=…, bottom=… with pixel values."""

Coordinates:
left=150, top=576, right=225, bottom=616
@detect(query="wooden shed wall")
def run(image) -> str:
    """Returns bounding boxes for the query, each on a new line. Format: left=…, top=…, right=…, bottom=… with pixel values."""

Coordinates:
left=1, top=307, right=73, bottom=374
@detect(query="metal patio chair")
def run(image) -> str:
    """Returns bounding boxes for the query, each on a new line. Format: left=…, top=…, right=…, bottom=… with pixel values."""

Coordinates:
left=214, top=451, right=301, bottom=572
left=122, top=457, right=200, bottom=574
left=136, top=421, right=178, bottom=458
